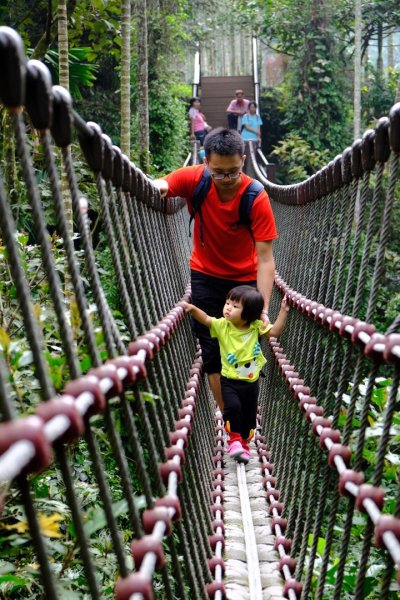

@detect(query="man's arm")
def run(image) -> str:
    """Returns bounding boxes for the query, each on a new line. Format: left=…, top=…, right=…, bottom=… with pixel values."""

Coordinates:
left=256, top=240, right=275, bottom=323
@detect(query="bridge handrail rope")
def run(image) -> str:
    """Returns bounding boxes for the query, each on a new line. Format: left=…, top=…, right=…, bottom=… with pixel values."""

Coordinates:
left=0, top=26, right=223, bottom=600
left=246, top=107, right=400, bottom=596
left=0, top=25, right=399, bottom=600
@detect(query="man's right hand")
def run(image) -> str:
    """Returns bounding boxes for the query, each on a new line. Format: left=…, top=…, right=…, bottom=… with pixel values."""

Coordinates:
left=152, top=179, right=168, bottom=198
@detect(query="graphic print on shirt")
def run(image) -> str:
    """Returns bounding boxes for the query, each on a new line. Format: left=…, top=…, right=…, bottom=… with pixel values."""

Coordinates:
left=253, top=341, right=262, bottom=357
left=234, top=358, right=258, bottom=379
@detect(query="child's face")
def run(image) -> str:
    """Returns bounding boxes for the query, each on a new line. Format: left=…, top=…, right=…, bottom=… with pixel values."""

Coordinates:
left=223, top=297, right=247, bottom=327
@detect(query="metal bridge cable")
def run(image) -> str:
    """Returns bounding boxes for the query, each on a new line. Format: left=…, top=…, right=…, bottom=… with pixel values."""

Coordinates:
left=41, top=131, right=101, bottom=368
left=366, top=153, right=400, bottom=322
left=291, top=433, right=318, bottom=556
left=354, top=369, right=400, bottom=598
left=117, top=188, right=153, bottom=329
left=11, top=112, right=81, bottom=380
left=0, top=152, right=102, bottom=598
left=106, top=180, right=146, bottom=332
left=341, top=172, right=370, bottom=315
left=301, top=460, right=331, bottom=600
left=125, top=194, right=159, bottom=322
left=61, top=147, right=119, bottom=357
left=0, top=177, right=53, bottom=398
left=332, top=182, right=358, bottom=309
left=95, top=172, right=137, bottom=339
left=353, top=162, right=385, bottom=316
left=381, top=487, right=400, bottom=597
left=295, top=450, right=323, bottom=578
left=386, top=314, right=400, bottom=335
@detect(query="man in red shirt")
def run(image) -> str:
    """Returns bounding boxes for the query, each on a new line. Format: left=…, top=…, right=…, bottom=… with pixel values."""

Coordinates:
left=154, top=127, right=277, bottom=411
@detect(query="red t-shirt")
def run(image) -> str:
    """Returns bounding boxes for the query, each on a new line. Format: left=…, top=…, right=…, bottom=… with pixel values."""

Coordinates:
left=164, top=165, right=278, bottom=280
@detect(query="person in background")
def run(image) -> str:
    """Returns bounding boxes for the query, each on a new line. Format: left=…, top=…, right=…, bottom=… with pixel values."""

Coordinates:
left=183, top=287, right=289, bottom=463
left=188, top=97, right=210, bottom=146
left=226, top=89, right=250, bottom=131
left=241, top=101, right=262, bottom=146
left=153, top=128, right=277, bottom=413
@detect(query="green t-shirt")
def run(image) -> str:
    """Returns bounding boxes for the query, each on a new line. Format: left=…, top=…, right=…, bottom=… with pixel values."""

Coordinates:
left=210, top=318, right=272, bottom=382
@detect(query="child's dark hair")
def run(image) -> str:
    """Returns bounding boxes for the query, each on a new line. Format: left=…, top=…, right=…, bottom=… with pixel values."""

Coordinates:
left=248, top=101, right=257, bottom=110
left=204, top=127, right=244, bottom=158
left=189, top=96, right=200, bottom=107
left=226, top=285, right=264, bottom=323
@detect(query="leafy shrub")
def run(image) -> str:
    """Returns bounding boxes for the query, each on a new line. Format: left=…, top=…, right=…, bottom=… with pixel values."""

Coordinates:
left=270, top=132, right=330, bottom=184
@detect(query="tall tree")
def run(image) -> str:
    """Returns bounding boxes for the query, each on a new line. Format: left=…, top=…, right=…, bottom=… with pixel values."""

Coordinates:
left=58, top=0, right=74, bottom=302
left=58, top=0, right=69, bottom=91
left=137, top=0, right=149, bottom=171
left=354, top=0, right=362, bottom=139
left=121, top=0, right=131, bottom=156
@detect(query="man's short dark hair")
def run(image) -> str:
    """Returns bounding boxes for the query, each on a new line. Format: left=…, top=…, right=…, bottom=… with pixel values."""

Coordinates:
left=226, top=285, right=264, bottom=324
left=204, top=127, right=244, bottom=159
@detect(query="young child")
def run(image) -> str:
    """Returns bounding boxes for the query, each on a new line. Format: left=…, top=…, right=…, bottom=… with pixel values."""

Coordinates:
left=183, top=285, right=289, bottom=463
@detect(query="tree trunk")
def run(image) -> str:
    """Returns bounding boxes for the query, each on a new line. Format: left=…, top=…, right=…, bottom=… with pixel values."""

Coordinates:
left=137, top=0, right=150, bottom=171
left=377, top=21, right=383, bottom=77
left=58, top=0, right=74, bottom=301
left=121, top=0, right=131, bottom=156
left=353, top=0, right=362, bottom=140
left=387, top=30, right=394, bottom=69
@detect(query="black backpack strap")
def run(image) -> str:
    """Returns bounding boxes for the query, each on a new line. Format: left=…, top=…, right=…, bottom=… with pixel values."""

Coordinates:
left=238, top=179, right=264, bottom=227
left=189, top=167, right=212, bottom=245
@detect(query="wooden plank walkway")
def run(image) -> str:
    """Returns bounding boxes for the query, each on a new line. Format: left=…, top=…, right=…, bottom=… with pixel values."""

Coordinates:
left=199, top=76, right=254, bottom=130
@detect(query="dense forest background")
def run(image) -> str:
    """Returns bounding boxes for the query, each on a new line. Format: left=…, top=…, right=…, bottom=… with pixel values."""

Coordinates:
left=0, top=3, right=399, bottom=598
left=1, top=0, right=400, bottom=179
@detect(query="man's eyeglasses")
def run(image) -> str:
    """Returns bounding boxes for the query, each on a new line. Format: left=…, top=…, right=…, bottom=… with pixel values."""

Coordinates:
left=209, top=170, right=241, bottom=180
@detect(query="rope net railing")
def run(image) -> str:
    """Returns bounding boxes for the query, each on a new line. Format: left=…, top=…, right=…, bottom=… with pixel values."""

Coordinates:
left=0, top=24, right=399, bottom=600
left=247, top=114, right=400, bottom=598
left=0, top=27, right=225, bottom=600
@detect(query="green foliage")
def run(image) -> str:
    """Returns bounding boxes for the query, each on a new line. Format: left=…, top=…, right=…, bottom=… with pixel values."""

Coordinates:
left=259, top=88, right=288, bottom=157
left=361, top=65, right=400, bottom=127
left=308, top=376, right=400, bottom=599
left=147, top=80, right=190, bottom=174
left=42, top=47, right=99, bottom=100
left=270, top=133, right=330, bottom=184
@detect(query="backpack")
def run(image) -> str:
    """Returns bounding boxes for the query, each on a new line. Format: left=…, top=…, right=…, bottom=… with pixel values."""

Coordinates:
left=188, top=167, right=264, bottom=246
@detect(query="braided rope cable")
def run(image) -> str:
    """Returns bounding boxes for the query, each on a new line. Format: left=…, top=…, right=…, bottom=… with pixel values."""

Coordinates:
left=295, top=449, right=323, bottom=578
left=12, top=111, right=81, bottom=379
left=95, top=172, right=137, bottom=338
left=106, top=180, right=146, bottom=332
left=61, top=147, right=120, bottom=357
left=41, top=131, right=101, bottom=368
left=366, top=153, right=400, bottom=322
left=291, top=434, right=318, bottom=556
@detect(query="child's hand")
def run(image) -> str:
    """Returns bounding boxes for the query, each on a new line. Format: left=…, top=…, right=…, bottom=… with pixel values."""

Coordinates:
left=281, top=294, right=290, bottom=312
left=181, top=301, right=193, bottom=313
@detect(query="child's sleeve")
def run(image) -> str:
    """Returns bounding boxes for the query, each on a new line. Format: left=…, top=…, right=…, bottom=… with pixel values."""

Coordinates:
left=259, top=322, right=273, bottom=337
left=210, top=317, right=222, bottom=339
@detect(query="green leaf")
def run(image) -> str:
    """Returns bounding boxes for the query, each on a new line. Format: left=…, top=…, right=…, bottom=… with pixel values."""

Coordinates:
left=141, top=391, right=160, bottom=404
left=0, top=328, right=11, bottom=352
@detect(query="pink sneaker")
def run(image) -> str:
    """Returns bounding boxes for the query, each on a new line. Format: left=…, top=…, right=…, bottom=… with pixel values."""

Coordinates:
left=228, top=440, right=245, bottom=459
left=236, top=448, right=250, bottom=464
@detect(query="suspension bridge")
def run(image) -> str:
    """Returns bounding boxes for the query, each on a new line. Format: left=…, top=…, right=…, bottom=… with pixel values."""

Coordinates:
left=0, top=26, right=399, bottom=600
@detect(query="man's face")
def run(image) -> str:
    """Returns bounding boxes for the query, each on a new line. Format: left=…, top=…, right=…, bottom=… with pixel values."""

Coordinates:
left=205, top=152, right=245, bottom=192
left=235, top=91, right=244, bottom=102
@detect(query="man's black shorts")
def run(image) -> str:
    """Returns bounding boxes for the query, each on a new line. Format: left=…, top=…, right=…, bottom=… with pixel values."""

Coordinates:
left=190, top=270, right=256, bottom=374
